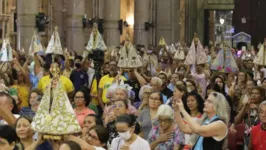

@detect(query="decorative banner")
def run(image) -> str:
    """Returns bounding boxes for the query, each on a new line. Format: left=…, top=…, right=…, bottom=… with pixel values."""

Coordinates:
left=46, top=26, right=63, bottom=55
left=29, top=30, right=44, bottom=56
left=0, top=39, right=13, bottom=62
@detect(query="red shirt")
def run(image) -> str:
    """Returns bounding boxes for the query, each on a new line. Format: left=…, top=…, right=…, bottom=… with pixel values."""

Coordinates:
left=75, top=108, right=95, bottom=128
left=251, top=124, right=266, bottom=150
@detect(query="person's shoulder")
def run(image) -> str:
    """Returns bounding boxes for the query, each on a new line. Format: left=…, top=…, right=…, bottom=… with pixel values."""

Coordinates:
left=111, top=136, right=121, bottom=145
left=101, top=75, right=110, bottom=80
left=60, top=75, right=72, bottom=82
left=40, top=75, right=50, bottom=81
left=252, top=124, right=261, bottom=131
left=136, top=136, right=150, bottom=148
left=136, top=136, right=148, bottom=143
left=85, top=108, right=96, bottom=115
left=141, top=108, right=149, bottom=114
left=93, top=146, right=106, bottom=150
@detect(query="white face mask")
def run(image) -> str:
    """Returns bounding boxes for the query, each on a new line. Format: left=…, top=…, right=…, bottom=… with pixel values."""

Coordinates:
left=118, top=130, right=132, bottom=141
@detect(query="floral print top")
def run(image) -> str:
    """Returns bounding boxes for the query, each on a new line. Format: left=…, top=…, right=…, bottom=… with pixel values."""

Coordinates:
left=147, top=125, right=184, bottom=150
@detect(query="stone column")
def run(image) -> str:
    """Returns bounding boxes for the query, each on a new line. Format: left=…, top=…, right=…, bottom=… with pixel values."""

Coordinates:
left=66, top=0, right=85, bottom=55
left=179, top=0, right=185, bottom=43
left=134, top=0, right=150, bottom=48
left=52, top=0, right=65, bottom=46
left=104, top=0, right=120, bottom=47
left=16, top=0, right=38, bottom=52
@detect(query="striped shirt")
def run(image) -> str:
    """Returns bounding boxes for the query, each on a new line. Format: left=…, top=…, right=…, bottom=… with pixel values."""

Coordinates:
left=19, top=107, right=36, bottom=118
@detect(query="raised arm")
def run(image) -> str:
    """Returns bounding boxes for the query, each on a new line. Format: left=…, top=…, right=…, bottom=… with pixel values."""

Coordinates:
left=176, top=99, right=226, bottom=138
left=134, top=69, right=147, bottom=86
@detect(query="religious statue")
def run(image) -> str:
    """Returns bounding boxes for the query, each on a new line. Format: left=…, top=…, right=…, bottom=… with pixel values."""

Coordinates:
left=158, top=37, right=168, bottom=58
left=0, top=38, right=13, bottom=72
left=211, top=41, right=239, bottom=73
left=29, top=30, right=44, bottom=56
left=117, top=34, right=142, bottom=68
left=31, top=65, right=81, bottom=140
left=84, top=23, right=107, bottom=58
left=184, top=33, right=208, bottom=65
left=46, top=26, right=63, bottom=55
left=174, top=42, right=185, bottom=60
left=253, top=38, right=266, bottom=66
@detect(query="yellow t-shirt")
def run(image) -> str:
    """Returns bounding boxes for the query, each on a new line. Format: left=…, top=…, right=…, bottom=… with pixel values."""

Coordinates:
left=37, top=75, right=74, bottom=93
left=12, top=85, right=29, bottom=107
left=90, top=79, right=98, bottom=105
left=98, top=75, right=126, bottom=104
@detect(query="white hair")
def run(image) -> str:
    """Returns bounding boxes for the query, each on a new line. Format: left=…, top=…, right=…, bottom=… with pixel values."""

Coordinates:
left=156, top=104, right=174, bottom=120
left=259, top=101, right=266, bottom=111
left=138, top=85, right=152, bottom=100
left=114, top=86, right=129, bottom=98
left=106, top=84, right=132, bottom=100
left=151, top=77, right=163, bottom=86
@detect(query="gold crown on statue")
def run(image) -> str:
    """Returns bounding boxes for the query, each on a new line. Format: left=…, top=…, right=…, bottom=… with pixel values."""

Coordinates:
left=50, top=65, right=60, bottom=79
left=125, top=33, right=131, bottom=46
left=54, top=26, right=58, bottom=31
left=194, top=33, right=199, bottom=42
left=159, top=37, right=166, bottom=46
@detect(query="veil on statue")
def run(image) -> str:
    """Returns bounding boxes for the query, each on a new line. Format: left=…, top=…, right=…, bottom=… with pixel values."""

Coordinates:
left=118, top=34, right=142, bottom=69
left=0, top=38, right=13, bottom=72
left=83, top=23, right=107, bottom=58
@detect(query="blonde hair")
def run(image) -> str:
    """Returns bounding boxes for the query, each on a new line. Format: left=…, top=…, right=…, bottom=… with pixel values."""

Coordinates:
left=190, top=92, right=229, bottom=146
left=150, top=77, right=163, bottom=86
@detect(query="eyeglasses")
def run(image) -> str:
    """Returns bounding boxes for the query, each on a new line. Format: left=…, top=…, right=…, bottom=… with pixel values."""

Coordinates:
left=158, top=118, right=172, bottom=124
left=112, top=104, right=125, bottom=109
left=88, top=133, right=99, bottom=141
left=149, top=97, right=161, bottom=102
left=74, top=96, right=84, bottom=100
left=143, top=92, right=151, bottom=95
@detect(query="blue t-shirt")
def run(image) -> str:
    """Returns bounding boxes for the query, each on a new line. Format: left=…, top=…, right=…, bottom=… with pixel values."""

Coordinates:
left=70, top=69, right=88, bottom=91
left=29, top=74, right=39, bottom=89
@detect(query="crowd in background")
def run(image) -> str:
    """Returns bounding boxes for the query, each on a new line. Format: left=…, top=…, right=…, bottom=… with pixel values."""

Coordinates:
left=0, top=37, right=266, bottom=150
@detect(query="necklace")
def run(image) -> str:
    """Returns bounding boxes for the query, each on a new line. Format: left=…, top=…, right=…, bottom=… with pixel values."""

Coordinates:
left=259, top=126, right=266, bottom=148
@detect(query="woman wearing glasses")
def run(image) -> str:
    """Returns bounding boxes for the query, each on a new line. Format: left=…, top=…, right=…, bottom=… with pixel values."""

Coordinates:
left=138, top=92, right=163, bottom=139
left=173, top=92, right=229, bottom=150
left=106, top=100, right=140, bottom=148
left=74, top=89, right=95, bottom=128
left=147, top=104, right=184, bottom=150
left=86, top=125, right=108, bottom=150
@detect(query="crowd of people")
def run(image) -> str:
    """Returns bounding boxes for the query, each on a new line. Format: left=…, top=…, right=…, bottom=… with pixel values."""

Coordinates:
left=1, top=25, right=266, bottom=150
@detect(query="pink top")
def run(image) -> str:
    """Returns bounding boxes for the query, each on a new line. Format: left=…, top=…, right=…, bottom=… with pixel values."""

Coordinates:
left=75, top=108, right=95, bottom=128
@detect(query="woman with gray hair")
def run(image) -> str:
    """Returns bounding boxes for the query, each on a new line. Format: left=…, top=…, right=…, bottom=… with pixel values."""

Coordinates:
left=173, top=92, right=229, bottom=150
left=249, top=100, right=266, bottom=150
left=147, top=104, right=184, bottom=150
left=137, top=85, right=152, bottom=110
